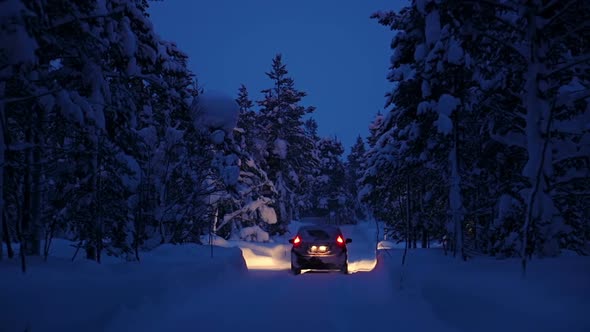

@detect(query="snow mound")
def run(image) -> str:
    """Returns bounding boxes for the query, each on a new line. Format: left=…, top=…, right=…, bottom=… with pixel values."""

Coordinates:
left=194, top=91, right=239, bottom=134
left=0, top=241, right=247, bottom=332
left=240, top=225, right=270, bottom=242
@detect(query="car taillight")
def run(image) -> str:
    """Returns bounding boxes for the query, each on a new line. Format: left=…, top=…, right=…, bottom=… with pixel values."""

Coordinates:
left=336, top=235, right=345, bottom=246
left=293, top=235, right=301, bottom=247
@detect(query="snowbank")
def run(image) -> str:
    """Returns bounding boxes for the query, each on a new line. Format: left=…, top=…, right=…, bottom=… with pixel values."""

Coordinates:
left=380, top=248, right=590, bottom=332
left=239, top=225, right=270, bottom=242
left=205, top=234, right=291, bottom=270
left=0, top=239, right=247, bottom=332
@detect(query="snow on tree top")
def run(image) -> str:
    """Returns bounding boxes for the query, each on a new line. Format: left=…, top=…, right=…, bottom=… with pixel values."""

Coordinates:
left=194, top=91, right=239, bottom=135
left=1, top=0, right=38, bottom=64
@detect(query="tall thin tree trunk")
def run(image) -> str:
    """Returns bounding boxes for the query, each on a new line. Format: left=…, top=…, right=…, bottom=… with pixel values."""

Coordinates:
left=134, top=172, right=144, bottom=261
left=95, top=135, right=103, bottom=264
left=30, top=112, right=42, bottom=256
left=521, top=6, right=554, bottom=277
left=17, top=203, right=26, bottom=273
left=22, top=128, right=32, bottom=257
left=402, top=174, right=411, bottom=266
left=0, top=82, right=4, bottom=261
left=86, top=133, right=99, bottom=261
left=3, top=212, right=14, bottom=258
left=450, top=117, right=464, bottom=260
left=44, top=219, right=56, bottom=261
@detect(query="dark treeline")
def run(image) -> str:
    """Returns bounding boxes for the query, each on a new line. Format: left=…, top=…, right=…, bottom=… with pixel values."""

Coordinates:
left=0, top=0, right=361, bottom=268
left=359, top=0, right=589, bottom=272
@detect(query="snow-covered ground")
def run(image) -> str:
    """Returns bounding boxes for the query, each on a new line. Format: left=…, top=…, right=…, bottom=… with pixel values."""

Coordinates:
left=0, top=241, right=246, bottom=332
left=1, top=221, right=589, bottom=332
left=383, top=248, right=590, bottom=332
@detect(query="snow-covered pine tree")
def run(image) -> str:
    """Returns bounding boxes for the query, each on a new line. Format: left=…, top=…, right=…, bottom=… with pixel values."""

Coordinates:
left=1, top=0, right=122, bottom=264
left=1, top=0, right=205, bottom=264
left=257, top=54, right=319, bottom=226
left=370, top=0, right=488, bottom=254
left=311, top=137, right=354, bottom=224
left=366, top=5, right=444, bottom=250
left=236, top=84, right=269, bottom=171
left=132, top=38, right=204, bottom=251
left=370, top=0, right=589, bottom=262
left=463, top=0, right=590, bottom=266
left=190, top=86, right=279, bottom=243
left=347, top=136, right=367, bottom=220
left=410, top=0, right=481, bottom=259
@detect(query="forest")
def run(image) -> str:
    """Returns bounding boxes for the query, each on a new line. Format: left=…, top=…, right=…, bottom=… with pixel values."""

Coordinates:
left=1, top=0, right=588, bottom=277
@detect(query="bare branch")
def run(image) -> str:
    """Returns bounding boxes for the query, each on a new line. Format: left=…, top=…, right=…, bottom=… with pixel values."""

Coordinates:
left=477, top=31, right=527, bottom=60
left=544, top=54, right=590, bottom=78
left=539, top=0, right=579, bottom=30
left=547, top=21, right=590, bottom=50
left=47, top=9, right=126, bottom=31
left=1, top=89, right=62, bottom=105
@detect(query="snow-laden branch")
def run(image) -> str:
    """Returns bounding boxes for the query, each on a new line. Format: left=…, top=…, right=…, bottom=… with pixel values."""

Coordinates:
left=543, top=54, right=590, bottom=78
left=539, top=0, right=579, bottom=30
left=215, top=197, right=275, bottom=231
left=488, top=127, right=526, bottom=149
left=47, top=9, right=126, bottom=31
left=556, top=88, right=590, bottom=107
left=477, top=31, right=527, bottom=59
left=461, top=0, right=517, bottom=12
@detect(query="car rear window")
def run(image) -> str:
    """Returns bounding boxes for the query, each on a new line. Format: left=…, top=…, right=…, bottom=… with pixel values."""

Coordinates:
left=305, top=229, right=330, bottom=240
left=300, top=228, right=339, bottom=241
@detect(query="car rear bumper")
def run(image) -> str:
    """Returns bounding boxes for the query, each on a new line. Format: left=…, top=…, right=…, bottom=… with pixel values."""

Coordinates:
left=291, top=250, right=347, bottom=270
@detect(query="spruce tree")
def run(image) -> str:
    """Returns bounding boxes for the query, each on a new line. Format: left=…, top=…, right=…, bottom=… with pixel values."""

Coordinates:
left=257, top=54, right=318, bottom=226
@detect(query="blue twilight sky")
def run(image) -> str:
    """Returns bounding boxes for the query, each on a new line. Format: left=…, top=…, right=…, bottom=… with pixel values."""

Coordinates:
left=148, top=0, right=405, bottom=152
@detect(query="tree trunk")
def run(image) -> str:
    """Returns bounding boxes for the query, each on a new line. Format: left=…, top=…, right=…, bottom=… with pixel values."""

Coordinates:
left=421, top=229, right=428, bottom=248
left=402, top=175, right=411, bottom=265
left=29, top=115, right=42, bottom=256
left=86, top=132, right=100, bottom=262
left=0, top=82, right=4, bottom=261
left=2, top=210, right=14, bottom=258
left=95, top=136, right=103, bottom=264
left=450, top=115, right=464, bottom=260
left=16, top=202, right=26, bottom=273
left=21, top=128, right=32, bottom=257
left=134, top=174, right=144, bottom=261
left=520, top=6, right=555, bottom=276
left=44, top=219, right=56, bottom=261
left=86, top=244, right=96, bottom=261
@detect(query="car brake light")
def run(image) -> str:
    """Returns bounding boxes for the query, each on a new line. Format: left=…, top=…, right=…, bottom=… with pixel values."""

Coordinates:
left=336, top=235, right=345, bottom=246
left=293, top=236, right=301, bottom=247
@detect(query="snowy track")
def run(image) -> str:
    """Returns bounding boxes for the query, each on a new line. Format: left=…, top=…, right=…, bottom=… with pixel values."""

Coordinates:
left=106, top=268, right=398, bottom=332
left=5, top=222, right=587, bottom=332
left=105, top=223, right=456, bottom=332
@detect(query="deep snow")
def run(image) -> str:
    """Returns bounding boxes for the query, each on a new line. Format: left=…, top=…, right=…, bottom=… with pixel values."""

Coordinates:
left=1, top=221, right=589, bottom=332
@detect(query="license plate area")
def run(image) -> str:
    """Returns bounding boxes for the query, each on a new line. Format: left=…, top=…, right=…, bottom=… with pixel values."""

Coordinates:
left=308, top=244, right=330, bottom=254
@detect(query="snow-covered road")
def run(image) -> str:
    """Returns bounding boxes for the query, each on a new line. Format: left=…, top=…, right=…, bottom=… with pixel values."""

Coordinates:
left=4, top=221, right=587, bottom=332
left=104, top=222, right=456, bottom=332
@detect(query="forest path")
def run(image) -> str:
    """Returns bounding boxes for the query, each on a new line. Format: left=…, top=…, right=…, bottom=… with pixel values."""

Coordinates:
left=105, top=223, right=455, bottom=332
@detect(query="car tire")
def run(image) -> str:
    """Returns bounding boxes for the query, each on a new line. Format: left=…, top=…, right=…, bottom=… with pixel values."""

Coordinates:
left=340, top=262, right=348, bottom=274
left=291, top=264, right=301, bottom=275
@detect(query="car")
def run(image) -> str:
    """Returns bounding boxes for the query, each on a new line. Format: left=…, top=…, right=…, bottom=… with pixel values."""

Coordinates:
left=288, top=225, right=352, bottom=275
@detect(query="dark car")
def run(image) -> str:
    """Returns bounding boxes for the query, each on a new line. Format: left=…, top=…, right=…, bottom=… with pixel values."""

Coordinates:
left=288, top=225, right=352, bottom=275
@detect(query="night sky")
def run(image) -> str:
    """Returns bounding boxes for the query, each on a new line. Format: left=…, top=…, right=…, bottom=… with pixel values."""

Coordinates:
left=149, top=0, right=405, bottom=151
